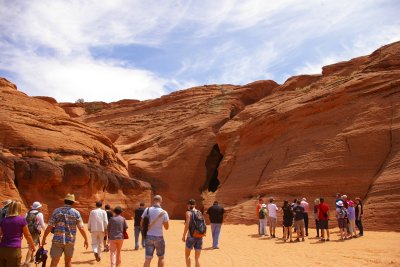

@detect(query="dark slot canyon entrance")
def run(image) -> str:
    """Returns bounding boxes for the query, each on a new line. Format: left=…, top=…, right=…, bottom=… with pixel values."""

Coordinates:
left=204, top=144, right=223, bottom=192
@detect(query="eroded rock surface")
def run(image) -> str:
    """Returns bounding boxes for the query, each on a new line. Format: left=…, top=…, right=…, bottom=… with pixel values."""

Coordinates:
left=0, top=78, right=151, bottom=219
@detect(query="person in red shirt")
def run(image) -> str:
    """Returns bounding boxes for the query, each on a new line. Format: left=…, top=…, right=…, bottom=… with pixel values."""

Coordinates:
left=317, top=198, right=330, bottom=241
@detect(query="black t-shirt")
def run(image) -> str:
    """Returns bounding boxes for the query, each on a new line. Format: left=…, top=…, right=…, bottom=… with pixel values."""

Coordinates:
left=293, top=205, right=305, bottom=221
left=355, top=204, right=363, bottom=218
left=207, top=205, right=224, bottom=223
left=282, top=206, right=294, bottom=221
left=134, top=207, right=145, bottom=226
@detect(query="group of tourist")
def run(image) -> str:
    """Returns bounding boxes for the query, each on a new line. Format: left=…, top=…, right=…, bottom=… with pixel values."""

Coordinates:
left=0, top=194, right=223, bottom=267
left=0, top=192, right=364, bottom=266
left=256, top=193, right=364, bottom=243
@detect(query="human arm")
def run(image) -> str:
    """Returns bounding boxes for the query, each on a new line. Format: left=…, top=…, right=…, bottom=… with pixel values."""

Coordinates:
left=182, top=211, right=190, bottom=242
left=78, top=222, right=89, bottom=250
left=163, top=212, right=169, bottom=230
left=37, top=213, right=47, bottom=232
left=23, top=225, right=36, bottom=252
left=41, top=225, right=54, bottom=246
left=87, top=211, right=92, bottom=233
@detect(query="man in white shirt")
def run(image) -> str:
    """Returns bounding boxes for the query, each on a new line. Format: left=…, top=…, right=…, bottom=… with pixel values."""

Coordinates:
left=88, top=201, right=108, bottom=262
left=300, top=198, right=310, bottom=236
left=267, top=197, right=279, bottom=238
left=142, top=195, right=169, bottom=267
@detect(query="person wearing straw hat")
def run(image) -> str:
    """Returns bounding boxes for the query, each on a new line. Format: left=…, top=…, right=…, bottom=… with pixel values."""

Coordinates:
left=22, top=201, right=47, bottom=267
left=41, top=193, right=88, bottom=267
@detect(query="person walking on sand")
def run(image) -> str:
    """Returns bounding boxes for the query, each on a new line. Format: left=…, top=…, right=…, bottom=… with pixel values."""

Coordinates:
left=318, top=197, right=330, bottom=242
left=293, top=200, right=305, bottom=242
left=282, top=200, right=294, bottom=242
left=108, top=206, right=128, bottom=267
left=22, top=201, right=47, bottom=267
left=355, top=197, right=364, bottom=236
left=267, top=197, right=278, bottom=238
left=300, top=198, right=309, bottom=236
left=134, top=202, right=146, bottom=250
left=336, top=201, right=348, bottom=240
left=258, top=204, right=268, bottom=236
left=103, top=204, right=113, bottom=252
left=256, top=197, right=264, bottom=235
left=88, top=201, right=108, bottom=262
left=142, top=195, right=169, bottom=267
left=0, top=201, right=36, bottom=267
left=347, top=200, right=357, bottom=238
left=183, top=199, right=206, bottom=267
left=206, top=201, right=224, bottom=249
left=313, top=198, right=320, bottom=238
left=41, top=193, right=89, bottom=267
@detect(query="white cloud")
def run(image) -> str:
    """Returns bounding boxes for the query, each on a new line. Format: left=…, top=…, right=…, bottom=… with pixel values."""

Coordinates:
left=0, top=0, right=399, bottom=101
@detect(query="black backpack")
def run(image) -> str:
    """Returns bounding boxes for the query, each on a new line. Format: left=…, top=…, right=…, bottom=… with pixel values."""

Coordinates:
left=259, top=208, right=266, bottom=219
left=189, top=210, right=207, bottom=238
left=35, top=246, right=48, bottom=267
left=141, top=208, right=150, bottom=238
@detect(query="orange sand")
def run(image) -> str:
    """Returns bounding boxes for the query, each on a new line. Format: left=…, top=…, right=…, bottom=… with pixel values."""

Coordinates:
left=22, top=220, right=400, bottom=267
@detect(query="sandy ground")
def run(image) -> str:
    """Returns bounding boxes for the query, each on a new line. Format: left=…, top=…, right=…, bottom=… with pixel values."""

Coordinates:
left=22, top=220, right=400, bottom=267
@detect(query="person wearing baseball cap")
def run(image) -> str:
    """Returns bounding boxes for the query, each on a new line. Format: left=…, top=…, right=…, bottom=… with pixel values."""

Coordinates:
left=41, top=193, right=89, bottom=267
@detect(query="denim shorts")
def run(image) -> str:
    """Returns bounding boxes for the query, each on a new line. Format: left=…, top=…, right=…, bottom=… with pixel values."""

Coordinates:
left=185, top=236, right=203, bottom=250
left=145, top=235, right=165, bottom=258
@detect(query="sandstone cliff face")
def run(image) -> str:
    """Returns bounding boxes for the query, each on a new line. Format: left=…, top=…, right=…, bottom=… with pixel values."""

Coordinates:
left=213, top=42, right=400, bottom=230
left=79, top=81, right=278, bottom=218
left=0, top=78, right=151, bottom=219
left=2, top=42, right=399, bottom=231
left=77, top=42, right=400, bottom=230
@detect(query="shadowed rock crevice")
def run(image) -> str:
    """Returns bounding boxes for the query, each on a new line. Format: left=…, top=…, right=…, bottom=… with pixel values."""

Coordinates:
left=204, top=144, right=223, bottom=192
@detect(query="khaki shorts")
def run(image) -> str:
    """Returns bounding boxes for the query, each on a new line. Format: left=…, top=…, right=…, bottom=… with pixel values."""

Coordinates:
left=294, top=219, right=305, bottom=231
left=268, top=217, right=277, bottom=228
left=50, top=243, right=75, bottom=259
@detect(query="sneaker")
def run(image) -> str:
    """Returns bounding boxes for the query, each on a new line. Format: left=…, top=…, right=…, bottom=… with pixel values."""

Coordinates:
left=301, top=238, right=305, bottom=242
left=326, top=238, right=330, bottom=241
left=94, top=253, right=100, bottom=262
left=295, top=238, right=300, bottom=242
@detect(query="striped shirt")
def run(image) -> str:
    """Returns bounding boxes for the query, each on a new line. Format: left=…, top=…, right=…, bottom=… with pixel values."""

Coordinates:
left=48, top=205, right=84, bottom=245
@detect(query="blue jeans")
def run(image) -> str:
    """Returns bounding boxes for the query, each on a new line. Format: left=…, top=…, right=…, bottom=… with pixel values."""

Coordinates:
left=210, top=223, right=222, bottom=248
left=145, top=235, right=165, bottom=259
left=134, top=226, right=145, bottom=249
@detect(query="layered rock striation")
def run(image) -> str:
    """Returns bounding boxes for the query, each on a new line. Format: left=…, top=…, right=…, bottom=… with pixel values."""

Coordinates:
left=0, top=78, right=151, bottom=219
left=1, top=41, right=400, bottom=230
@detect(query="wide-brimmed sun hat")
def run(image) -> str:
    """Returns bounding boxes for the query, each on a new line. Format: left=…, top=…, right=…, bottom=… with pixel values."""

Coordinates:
left=337, top=201, right=344, bottom=207
left=261, top=204, right=267, bottom=208
left=31, top=201, right=42, bottom=209
left=64, top=193, right=76, bottom=202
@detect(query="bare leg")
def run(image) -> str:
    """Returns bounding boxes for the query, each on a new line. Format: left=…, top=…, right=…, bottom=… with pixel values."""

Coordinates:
left=289, top=226, right=293, bottom=241
left=143, top=258, right=152, bottom=267
left=65, top=257, right=72, bottom=267
left=194, top=249, right=201, bottom=267
left=50, top=257, right=61, bottom=267
left=185, top=248, right=191, bottom=267
left=158, top=257, right=165, bottom=267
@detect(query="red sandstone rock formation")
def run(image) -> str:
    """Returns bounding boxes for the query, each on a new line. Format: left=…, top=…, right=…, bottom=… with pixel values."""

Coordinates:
left=79, top=82, right=278, bottom=218
left=1, top=42, right=399, bottom=231
left=0, top=78, right=151, bottom=219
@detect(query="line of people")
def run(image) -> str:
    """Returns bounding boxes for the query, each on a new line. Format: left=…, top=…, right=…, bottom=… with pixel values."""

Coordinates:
left=0, top=194, right=225, bottom=267
left=256, top=194, right=364, bottom=242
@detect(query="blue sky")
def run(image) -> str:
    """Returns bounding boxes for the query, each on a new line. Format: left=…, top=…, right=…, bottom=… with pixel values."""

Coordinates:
left=0, top=0, right=399, bottom=102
